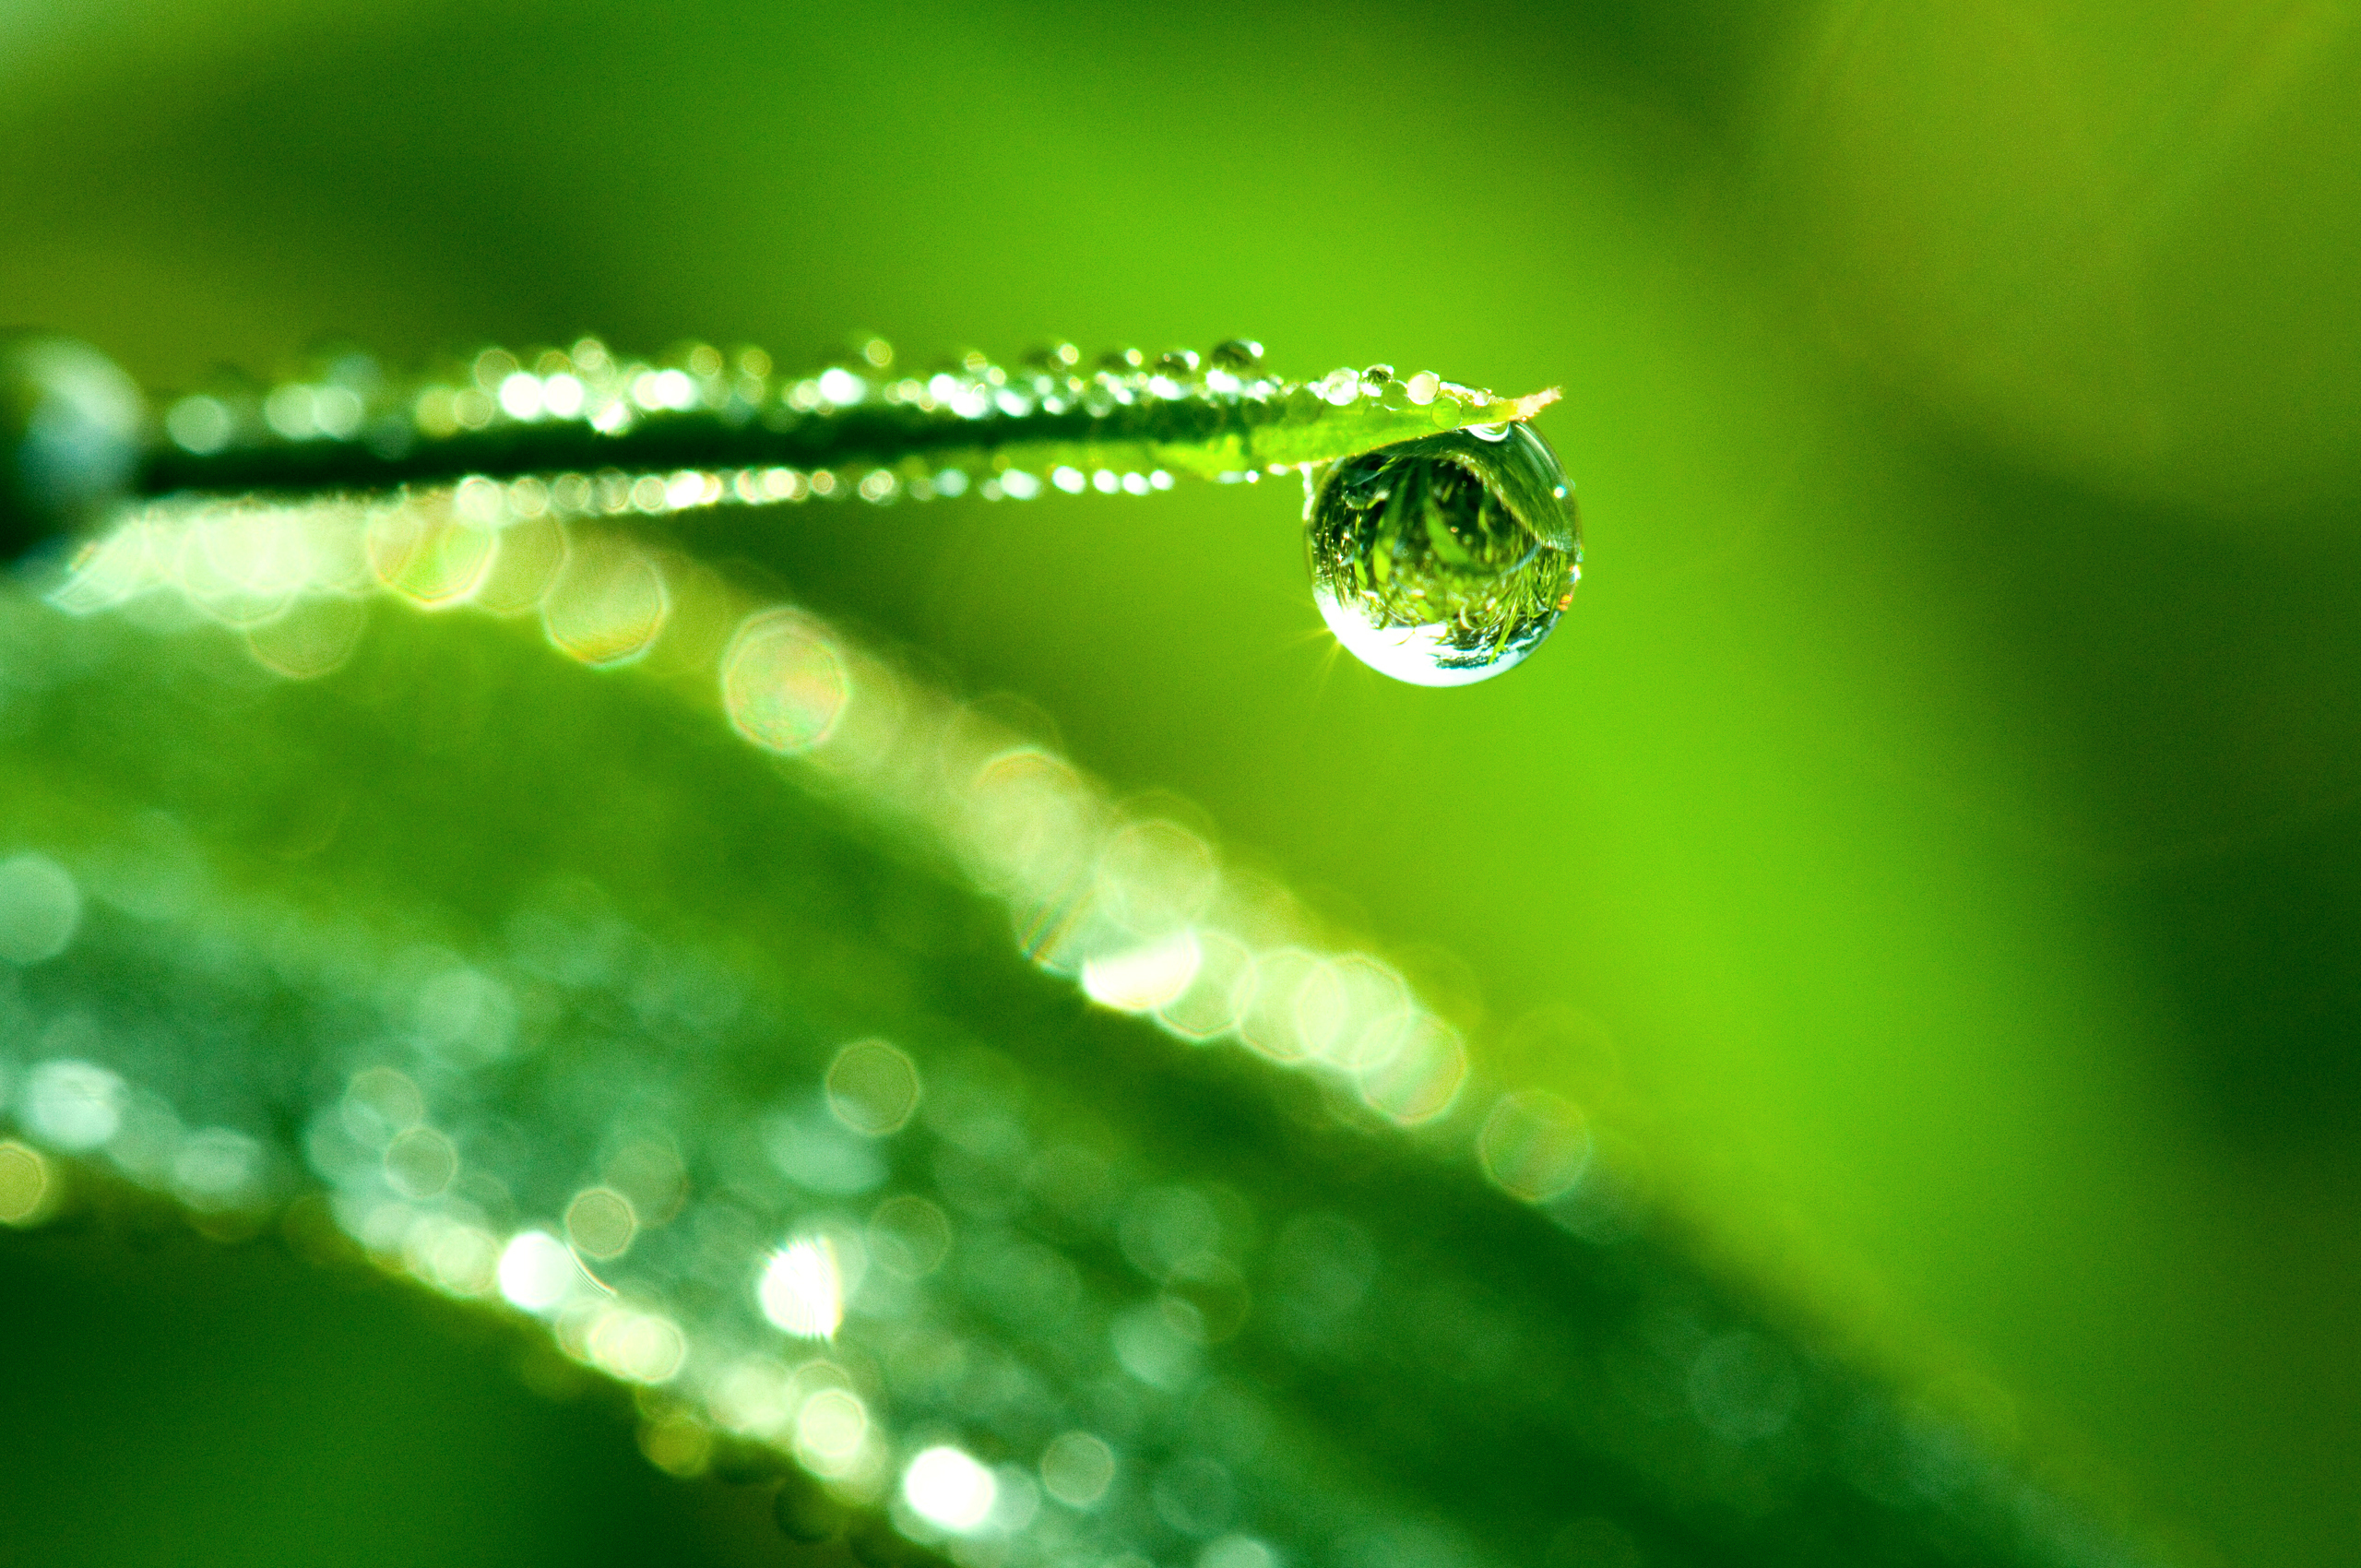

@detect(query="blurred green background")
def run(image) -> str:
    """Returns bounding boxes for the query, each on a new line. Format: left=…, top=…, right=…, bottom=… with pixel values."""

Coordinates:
left=1, top=1, right=2355, bottom=1563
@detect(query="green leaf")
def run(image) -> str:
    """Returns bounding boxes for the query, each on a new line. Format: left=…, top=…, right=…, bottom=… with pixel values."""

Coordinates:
left=0, top=487, right=2149, bottom=1568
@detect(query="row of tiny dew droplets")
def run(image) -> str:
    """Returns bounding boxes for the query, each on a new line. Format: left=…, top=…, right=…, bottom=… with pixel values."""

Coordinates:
left=154, top=335, right=1512, bottom=517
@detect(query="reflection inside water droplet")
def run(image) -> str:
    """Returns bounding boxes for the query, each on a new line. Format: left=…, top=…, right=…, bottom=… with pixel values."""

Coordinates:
left=1307, top=422, right=1580, bottom=686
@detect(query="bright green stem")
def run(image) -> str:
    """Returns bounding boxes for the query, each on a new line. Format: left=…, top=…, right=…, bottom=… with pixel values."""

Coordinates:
left=135, top=338, right=1561, bottom=505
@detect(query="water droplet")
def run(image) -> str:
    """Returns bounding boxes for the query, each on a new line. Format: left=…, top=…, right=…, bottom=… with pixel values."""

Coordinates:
left=0, top=334, right=146, bottom=559
left=1157, top=348, right=1203, bottom=374
left=1306, top=422, right=1581, bottom=687
left=1209, top=339, right=1264, bottom=372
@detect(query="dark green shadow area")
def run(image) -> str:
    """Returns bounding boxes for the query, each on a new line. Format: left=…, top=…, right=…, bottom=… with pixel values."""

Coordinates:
left=0, top=1220, right=786, bottom=1568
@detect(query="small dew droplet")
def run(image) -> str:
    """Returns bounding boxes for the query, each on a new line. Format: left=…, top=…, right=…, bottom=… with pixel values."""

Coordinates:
left=1209, top=339, right=1265, bottom=372
left=1306, top=423, right=1581, bottom=687
left=1157, top=348, right=1202, bottom=374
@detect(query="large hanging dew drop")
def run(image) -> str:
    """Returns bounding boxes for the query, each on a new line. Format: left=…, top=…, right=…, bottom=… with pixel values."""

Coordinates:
left=1306, top=422, right=1581, bottom=687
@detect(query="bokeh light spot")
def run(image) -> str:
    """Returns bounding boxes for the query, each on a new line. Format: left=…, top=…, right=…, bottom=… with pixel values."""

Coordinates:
left=588, top=1307, right=686, bottom=1384
left=171, top=1128, right=264, bottom=1213
left=1083, top=931, right=1203, bottom=1014
left=0, top=853, right=81, bottom=965
left=565, top=1184, right=638, bottom=1260
left=795, top=1387, right=869, bottom=1474
left=543, top=534, right=670, bottom=666
left=382, top=1125, right=457, bottom=1199
left=867, top=1194, right=953, bottom=1278
left=1201, top=1536, right=1277, bottom=1568
left=413, top=1219, right=501, bottom=1297
left=497, top=1229, right=583, bottom=1313
left=1151, top=1455, right=1236, bottom=1538
left=638, top=1414, right=713, bottom=1478
left=23, top=1058, right=124, bottom=1150
left=759, top=1235, right=846, bottom=1339
left=1477, top=1088, right=1592, bottom=1201
left=245, top=595, right=369, bottom=680
left=163, top=395, right=231, bottom=454
left=367, top=494, right=495, bottom=607
left=825, top=1039, right=922, bottom=1136
left=904, top=1444, right=996, bottom=1532
left=1040, top=1431, right=1116, bottom=1508
left=472, top=514, right=569, bottom=615
left=1156, top=930, right=1254, bottom=1041
left=0, top=1140, right=56, bottom=1226
left=341, top=1066, right=423, bottom=1146
left=1237, top=949, right=1326, bottom=1063
left=1357, top=1015, right=1468, bottom=1127
left=723, top=610, right=850, bottom=754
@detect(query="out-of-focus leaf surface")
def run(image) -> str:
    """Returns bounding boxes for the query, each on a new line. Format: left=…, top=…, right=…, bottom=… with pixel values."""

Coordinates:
left=1, top=1, right=2356, bottom=1565
left=0, top=523, right=2141, bottom=1568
